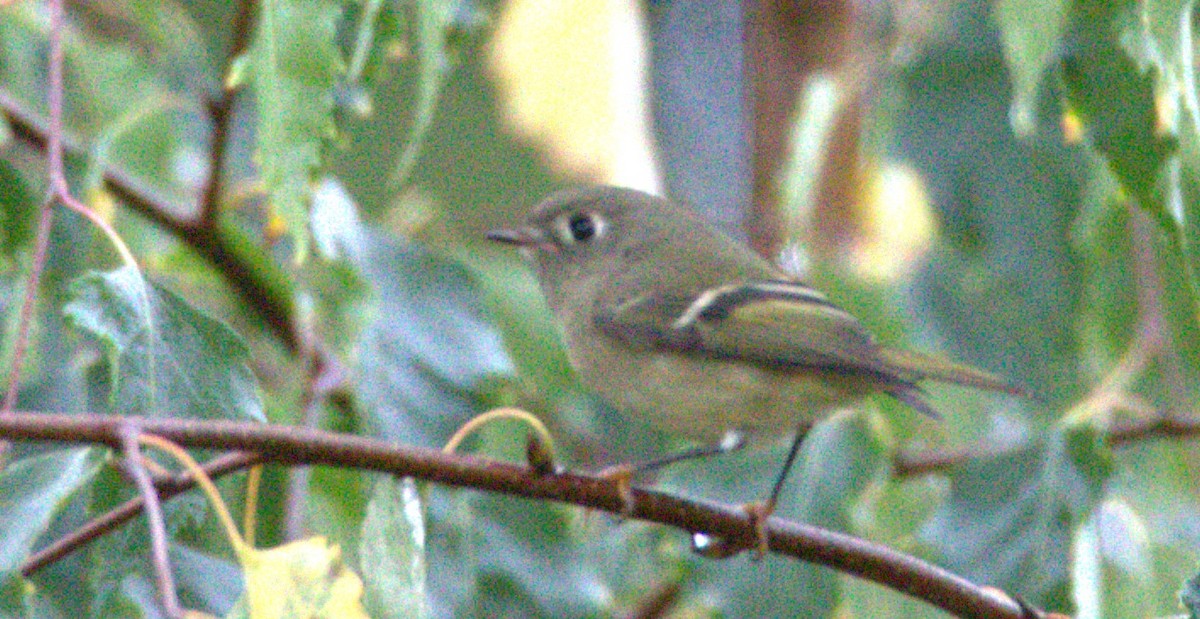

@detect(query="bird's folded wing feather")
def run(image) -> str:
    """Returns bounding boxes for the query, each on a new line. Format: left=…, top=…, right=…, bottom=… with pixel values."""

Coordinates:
left=594, top=280, right=896, bottom=378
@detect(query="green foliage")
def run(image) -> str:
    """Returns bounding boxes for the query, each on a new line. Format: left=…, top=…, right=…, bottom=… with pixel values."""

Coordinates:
left=360, top=477, right=428, bottom=619
left=0, top=0, right=1199, bottom=617
left=64, top=266, right=265, bottom=421
left=1183, top=570, right=1200, bottom=617
left=0, top=449, right=105, bottom=572
left=239, top=0, right=345, bottom=263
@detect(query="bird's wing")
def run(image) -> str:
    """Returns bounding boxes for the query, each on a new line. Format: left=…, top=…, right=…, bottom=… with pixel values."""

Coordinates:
left=595, top=279, right=893, bottom=377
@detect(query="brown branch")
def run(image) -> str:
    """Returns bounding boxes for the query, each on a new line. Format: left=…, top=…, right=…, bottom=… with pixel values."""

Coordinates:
left=0, top=91, right=301, bottom=353
left=116, top=423, right=183, bottom=618
left=1, top=411, right=1032, bottom=619
left=893, top=444, right=973, bottom=478
left=895, top=408, right=1200, bottom=477
left=0, top=0, right=70, bottom=419
left=1109, top=415, right=1200, bottom=445
left=23, top=451, right=263, bottom=576
left=200, top=0, right=256, bottom=226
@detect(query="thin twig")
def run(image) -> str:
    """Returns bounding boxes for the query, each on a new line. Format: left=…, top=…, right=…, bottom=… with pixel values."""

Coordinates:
left=199, top=0, right=256, bottom=226
left=0, top=410, right=1032, bottom=619
left=116, top=423, right=183, bottom=618
left=895, top=203, right=1187, bottom=478
left=23, top=451, right=262, bottom=576
left=0, top=92, right=302, bottom=353
left=0, top=0, right=71, bottom=419
left=1109, top=415, right=1200, bottom=445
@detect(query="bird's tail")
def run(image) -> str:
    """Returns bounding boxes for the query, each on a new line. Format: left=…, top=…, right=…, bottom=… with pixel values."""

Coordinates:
left=878, top=347, right=1026, bottom=397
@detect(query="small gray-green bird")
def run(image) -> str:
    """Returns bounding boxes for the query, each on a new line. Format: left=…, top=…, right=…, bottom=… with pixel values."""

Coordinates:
left=487, top=186, right=1022, bottom=541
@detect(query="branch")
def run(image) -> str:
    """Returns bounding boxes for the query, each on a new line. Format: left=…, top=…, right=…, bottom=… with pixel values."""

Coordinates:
left=2, top=411, right=1034, bottom=619
left=1109, top=415, right=1200, bottom=445
left=0, top=90, right=301, bottom=353
left=23, top=451, right=263, bottom=576
left=116, top=424, right=183, bottom=618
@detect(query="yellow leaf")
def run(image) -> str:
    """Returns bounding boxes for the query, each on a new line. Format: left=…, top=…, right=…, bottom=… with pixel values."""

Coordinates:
left=238, top=536, right=369, bottom=619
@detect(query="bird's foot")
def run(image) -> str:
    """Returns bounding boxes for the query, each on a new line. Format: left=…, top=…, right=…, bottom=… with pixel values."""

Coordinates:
left=741, top=499, right=776, bottom=560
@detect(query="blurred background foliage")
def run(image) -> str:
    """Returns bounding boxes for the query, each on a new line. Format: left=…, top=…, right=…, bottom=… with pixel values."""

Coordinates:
left=1, top=0, right=1200, bottom=617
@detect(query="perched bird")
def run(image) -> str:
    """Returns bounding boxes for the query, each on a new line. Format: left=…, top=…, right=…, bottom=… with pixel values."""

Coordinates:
left=487, top=186, right=1022, bottom=552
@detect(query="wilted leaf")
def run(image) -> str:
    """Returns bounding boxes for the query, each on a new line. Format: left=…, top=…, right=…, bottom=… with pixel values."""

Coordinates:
left=64, top=265, right=264, bottom=420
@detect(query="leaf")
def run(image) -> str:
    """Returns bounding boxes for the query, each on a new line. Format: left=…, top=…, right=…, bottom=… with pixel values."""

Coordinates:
left=996, top=0, right=1071, bottom=133
left=352, top=229, right=512, bottom=446
left=391, top=0, right=485, bottom=187
left=683, top=412, right=887, bottom=617
left=0, top=448, right=105, bottom=573
left=1060, top=0, right=1178, bottom=225
left=921, top=424, right=1113, bottom=610
left=304, top=175, right=511, bottom=442
left=171, top=545, right=244, bottom=615
left=230, top=536, right=369, bottom=619
left=0, top=159, right=37, bottom=259
left=0, top=574, right=61, bottom=619
left=63, top=265, right=264, bottom=420
left=243, top=0, right=345, bottom=262
left=1183, top=569, right=1200, bottom=618
left=1071, top=500, right=1158, bottom=617
left=359, top=477, right=428, bottom=619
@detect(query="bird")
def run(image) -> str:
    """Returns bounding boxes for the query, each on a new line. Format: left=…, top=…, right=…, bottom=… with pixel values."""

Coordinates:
left=487, top=185, right=1023, bottom=554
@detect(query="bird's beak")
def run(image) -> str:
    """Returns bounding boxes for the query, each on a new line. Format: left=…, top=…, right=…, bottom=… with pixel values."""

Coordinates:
left=486, top=227, right=556, bottom=253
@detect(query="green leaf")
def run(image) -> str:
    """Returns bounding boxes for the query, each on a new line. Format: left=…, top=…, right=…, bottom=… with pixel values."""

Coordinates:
left=0, top=448, right=105, bottom=572
left=352, top=230, right=512, bottom=446
left=244, top=0, right=345, bottom=262
left=649, top=412, right=886, bottom=617
left=170, top=545, right=244, bottom=615
left=1060, top=0, right=1178, bottom=224
left=1072, top=500, right=1159, bottom=617
left=0, top=160, right=37, bottom=259
left=391, top=0, right=486, bottom=187
left=1071, top=186, right=1138, bottom=378
left=360, top=477, right=429, bottom=619
left=63, top=265, right=264, bottom=420
left=1182, top=569, right=1200, bottom=618
left=0, top=573, right=61, bottom=619
left=996, top=0, right=1071, bottom=133
left=921, top=425, right=1113, bottom=610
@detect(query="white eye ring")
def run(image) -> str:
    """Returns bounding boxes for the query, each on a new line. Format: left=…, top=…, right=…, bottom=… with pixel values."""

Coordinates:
left=554, top=211, right=606, bottom=245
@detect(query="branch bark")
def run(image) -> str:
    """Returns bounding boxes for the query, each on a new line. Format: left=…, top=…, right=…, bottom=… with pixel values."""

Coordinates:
left=3, top=411, right=1034, bottom=619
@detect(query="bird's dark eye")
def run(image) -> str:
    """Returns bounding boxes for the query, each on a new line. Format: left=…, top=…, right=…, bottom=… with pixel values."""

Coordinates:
left=554, top=211, right=606, bottom=245
left=568, top=214, right=596, bottom=241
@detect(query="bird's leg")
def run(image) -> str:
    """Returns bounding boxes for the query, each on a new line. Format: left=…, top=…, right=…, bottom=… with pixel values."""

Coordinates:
left=742, top=423, right=811, bottom=559
left=599, top=431, right=746, bottom=515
